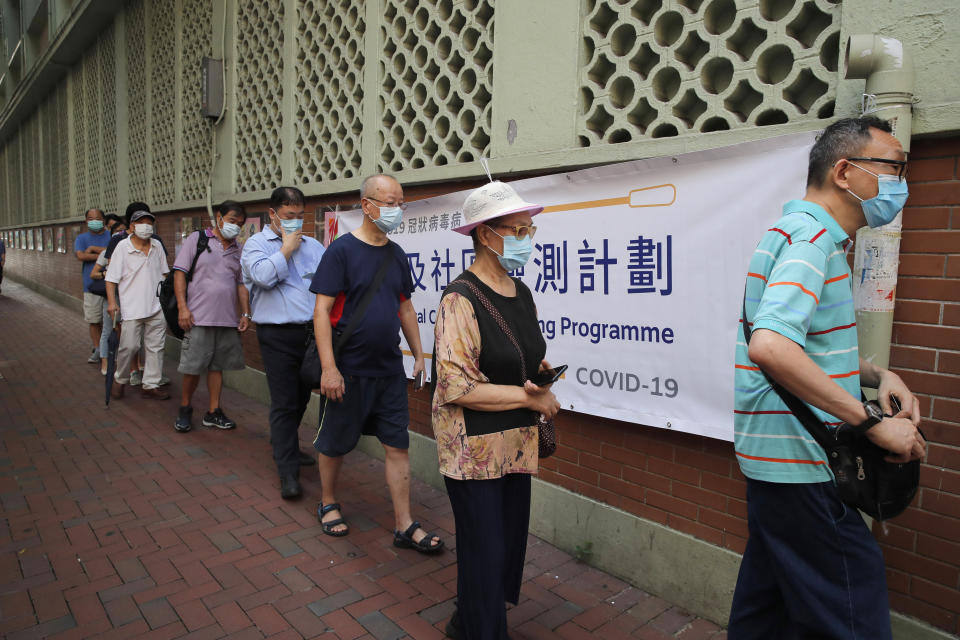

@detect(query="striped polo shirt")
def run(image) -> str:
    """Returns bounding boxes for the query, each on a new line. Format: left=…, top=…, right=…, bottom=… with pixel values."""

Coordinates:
left=734, top=199, right=858, bottom=483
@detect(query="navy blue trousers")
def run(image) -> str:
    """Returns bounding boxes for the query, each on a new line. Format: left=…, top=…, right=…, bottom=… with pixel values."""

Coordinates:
left=445, top=473, right=531, bottom=640
left=728, top=478, right=891, bottom=640
left=256, top=324, right=312, bottom=477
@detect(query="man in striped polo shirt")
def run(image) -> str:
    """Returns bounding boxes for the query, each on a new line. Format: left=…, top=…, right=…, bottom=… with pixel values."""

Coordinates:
left=729, top=117, right=926, bottom=639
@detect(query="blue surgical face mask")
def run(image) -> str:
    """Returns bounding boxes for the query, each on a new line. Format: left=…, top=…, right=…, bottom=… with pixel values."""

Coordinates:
left=87, top=220, right=104, bottom=232
left=486, top=226, right=533, bottom=271
left=370, top=205, right=403, bottom=233
left=279, top=218, right=303, bottom=234
left=847, top=162, right=909, bottom=228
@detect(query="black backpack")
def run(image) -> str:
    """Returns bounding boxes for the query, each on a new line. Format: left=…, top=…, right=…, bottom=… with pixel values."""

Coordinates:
left=157, top=231, right=210, bottom=339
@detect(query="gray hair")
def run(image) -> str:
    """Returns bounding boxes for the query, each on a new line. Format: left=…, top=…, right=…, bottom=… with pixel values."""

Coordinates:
left=806, top=116, right=893, bottom=189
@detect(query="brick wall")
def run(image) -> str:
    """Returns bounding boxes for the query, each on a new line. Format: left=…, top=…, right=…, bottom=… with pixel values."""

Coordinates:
left=5, top=147, right=958, bottom=633
left=880, top=137, right=960, bottom=634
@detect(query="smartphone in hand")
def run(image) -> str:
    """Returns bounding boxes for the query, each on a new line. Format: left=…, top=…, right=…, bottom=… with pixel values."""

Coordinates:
left=530, top=364, right=568, bottom=387
left=413, top=370, right=425, bottom=390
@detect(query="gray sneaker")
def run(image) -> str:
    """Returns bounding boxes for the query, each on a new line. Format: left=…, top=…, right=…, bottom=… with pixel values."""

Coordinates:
left=87, top=348, right=100, bottom=364
left=129, top=370, right=143, bottom=386
left=175, top=406, right=192, bottom=433
left=158, top=375, right=171, bottom=386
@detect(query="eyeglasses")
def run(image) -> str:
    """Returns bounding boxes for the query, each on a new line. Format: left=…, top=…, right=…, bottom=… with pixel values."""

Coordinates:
left=846, top=157, right=908, bottom=181
left=364, top=196, right=408, bottom=211
left=489, top=223, right=537, bottom=239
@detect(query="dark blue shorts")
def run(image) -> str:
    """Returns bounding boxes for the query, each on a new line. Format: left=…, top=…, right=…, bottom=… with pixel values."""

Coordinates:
left=313, top=373, right=409, bottom=457
left=728, top=478, right=891, bottom=640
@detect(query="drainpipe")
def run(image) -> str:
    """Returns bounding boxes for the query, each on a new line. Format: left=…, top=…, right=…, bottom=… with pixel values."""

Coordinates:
left=844, top=35, right=915, bottom=383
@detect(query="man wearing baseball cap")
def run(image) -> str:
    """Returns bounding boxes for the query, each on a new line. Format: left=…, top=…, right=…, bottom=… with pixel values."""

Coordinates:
left=105, top=210, right=171, bottom=400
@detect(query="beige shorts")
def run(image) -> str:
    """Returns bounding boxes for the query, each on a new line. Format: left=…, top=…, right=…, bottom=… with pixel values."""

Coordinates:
left=83, top=292, right=106, bottom=324
left=178, top=326, right=245, bottom=375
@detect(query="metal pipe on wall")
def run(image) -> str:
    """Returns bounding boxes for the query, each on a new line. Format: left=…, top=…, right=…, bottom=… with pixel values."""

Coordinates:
left=844, top=34, right=915, bottom=382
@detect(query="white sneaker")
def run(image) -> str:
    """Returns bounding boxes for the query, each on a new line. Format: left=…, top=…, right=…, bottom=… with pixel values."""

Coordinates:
left=87, top=348, right=100, bottom=364
left=129, top=370, right=143, bottom=386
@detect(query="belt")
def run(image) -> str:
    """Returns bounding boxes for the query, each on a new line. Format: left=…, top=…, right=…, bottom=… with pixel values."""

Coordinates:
left=257, top=322, right=310, bottom=329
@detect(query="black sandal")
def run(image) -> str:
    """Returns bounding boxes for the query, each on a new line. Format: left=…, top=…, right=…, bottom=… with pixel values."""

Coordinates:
left=393, top=520, right=444, bottom=554
left=318, top=502, right=349, bottom=537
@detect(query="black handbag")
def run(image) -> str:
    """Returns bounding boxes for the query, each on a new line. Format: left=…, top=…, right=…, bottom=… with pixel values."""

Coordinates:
left=87, top=274, right=107, bottom=297
left=157, top=231, right=210, bottom=339
left=452, top=277, right=557, bottom=459
left=301, top=241, right=398, bottom=388
left=741, top=301, right=921, bottom=521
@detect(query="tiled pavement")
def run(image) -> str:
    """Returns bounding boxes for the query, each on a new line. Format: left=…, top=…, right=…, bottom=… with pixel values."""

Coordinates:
left=0, top=280, right=727, bottom=640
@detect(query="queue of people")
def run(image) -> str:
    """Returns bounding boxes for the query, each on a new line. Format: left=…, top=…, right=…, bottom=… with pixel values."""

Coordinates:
left=67, top=115, right=926, bottom=639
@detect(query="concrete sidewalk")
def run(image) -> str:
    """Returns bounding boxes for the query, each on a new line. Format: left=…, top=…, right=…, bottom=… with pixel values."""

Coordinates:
left=0, top=279, right=726, bottom=639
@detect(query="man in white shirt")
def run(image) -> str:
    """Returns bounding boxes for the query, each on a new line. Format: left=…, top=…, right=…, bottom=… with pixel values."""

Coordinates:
left=105, top=210, right=171, bottom=400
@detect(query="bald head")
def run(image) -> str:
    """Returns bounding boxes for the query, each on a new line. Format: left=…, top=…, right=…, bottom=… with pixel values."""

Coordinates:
left=360, top=174, right=401, bottom=200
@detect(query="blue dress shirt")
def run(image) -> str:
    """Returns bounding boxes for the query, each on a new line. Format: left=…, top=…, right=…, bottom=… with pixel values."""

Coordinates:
left=241, top=226, right=326, bottom=325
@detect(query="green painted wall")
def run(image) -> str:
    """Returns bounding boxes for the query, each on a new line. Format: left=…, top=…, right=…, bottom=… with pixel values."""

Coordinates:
left=1, top=0, right=958, bottom=230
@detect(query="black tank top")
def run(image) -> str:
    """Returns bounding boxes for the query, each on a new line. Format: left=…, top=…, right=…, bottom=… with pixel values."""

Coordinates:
left=434, top=270, right=547, bottom=437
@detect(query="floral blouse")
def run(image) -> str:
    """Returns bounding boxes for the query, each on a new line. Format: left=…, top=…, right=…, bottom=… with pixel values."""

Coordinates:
left=432, top=292, right=539, bottom=480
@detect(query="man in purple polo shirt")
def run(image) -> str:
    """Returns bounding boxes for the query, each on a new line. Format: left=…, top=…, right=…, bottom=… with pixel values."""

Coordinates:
left=172, top=201, right=252, bottom=432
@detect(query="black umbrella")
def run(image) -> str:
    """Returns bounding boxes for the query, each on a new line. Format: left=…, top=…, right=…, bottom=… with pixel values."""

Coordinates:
left=104, top=314, right=119, bottom=407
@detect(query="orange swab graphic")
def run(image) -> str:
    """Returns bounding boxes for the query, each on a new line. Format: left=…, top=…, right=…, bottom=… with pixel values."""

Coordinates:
left=540, top=183, right=677, bottom=214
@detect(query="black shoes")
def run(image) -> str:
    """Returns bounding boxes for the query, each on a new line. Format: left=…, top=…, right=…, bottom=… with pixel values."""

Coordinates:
left=280, top=474, right=302, bottom=500
left=444, top=604, right=461, bottom=639
left=298, top=450, right=316, bottom=466
left=175, top=406, right=192, bottom=432
left=202, top=408, right=236, bottom=430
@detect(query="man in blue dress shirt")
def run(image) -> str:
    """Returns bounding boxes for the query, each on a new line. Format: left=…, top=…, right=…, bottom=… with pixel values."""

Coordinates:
left=241, top=187, right=326, bottom=499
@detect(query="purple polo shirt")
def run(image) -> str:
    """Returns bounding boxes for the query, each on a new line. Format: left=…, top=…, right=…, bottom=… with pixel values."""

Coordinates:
left=173, top=229, right=242, bottom=327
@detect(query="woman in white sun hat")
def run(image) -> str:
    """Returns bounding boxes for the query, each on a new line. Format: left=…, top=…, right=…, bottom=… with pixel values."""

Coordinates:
left=431, top=180, right=561, bottom=639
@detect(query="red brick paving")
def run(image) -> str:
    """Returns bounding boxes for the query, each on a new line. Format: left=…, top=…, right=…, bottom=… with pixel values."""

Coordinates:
left=0, top=281, right=726, bottom=639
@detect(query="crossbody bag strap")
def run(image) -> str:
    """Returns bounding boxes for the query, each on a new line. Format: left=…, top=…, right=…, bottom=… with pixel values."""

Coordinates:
left=454, top=278, right=527, bottom=380
left=741, top=297, right=836, bottom=451
left=331, top=240, right=397, bottom=360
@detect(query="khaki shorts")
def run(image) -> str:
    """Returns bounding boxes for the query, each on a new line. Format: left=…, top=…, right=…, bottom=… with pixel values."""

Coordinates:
left=178, top=326, right=245, bottom=375
left=83, top=292, right=106, bottom=324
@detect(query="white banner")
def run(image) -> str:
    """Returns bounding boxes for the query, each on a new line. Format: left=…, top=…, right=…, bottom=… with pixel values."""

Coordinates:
left=333, top=132, right=817, bottom=441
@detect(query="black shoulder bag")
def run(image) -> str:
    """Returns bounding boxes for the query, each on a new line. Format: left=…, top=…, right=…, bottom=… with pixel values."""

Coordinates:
left=450, top=277, right=557, bottom=459
left=301, top=241, right=398, bottom=388
left=157, top=232, right=210, bottom=340
left=741, top=301, right=920, bottom=521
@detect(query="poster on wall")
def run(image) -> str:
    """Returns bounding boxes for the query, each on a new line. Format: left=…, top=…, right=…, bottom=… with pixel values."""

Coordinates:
left=322, top=208, right=363, bottom=247
left=56, top=227, right=65, bottom=253
left=176, top=216, right=202, bottom=257
left=67, top=225, right=80, bottom=253
left=27, top=229, right=35, bottom=250
left=336, top=132, right=815, bottom=442
left=37, top=228, right=44, bottom=251
left=44, top=228, right=53, bottom=252
left=238, top=214, right=262, bottom=246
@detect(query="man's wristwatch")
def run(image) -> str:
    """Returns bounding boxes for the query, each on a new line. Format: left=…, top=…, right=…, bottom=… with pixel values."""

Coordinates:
left=851, top=401, right=884, bottom=434
left=241, top=313, right=252, bottom=319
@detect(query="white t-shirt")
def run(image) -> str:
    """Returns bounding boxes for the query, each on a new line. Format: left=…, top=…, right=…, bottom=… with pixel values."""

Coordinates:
left=105, top=237, right=169, bottom=321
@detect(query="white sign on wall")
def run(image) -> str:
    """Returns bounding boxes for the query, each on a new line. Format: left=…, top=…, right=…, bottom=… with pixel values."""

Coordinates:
left=332, top=132, right=817, bottom=441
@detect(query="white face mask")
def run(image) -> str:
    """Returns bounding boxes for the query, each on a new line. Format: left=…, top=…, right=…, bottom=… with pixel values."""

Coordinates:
left=220, top=221, right=241, bottom=239
left=134, top=223, right=153, bottom=239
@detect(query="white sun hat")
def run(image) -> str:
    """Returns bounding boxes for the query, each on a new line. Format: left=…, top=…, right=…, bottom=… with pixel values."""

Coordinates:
left=452, top=180, right=544, bottom=235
